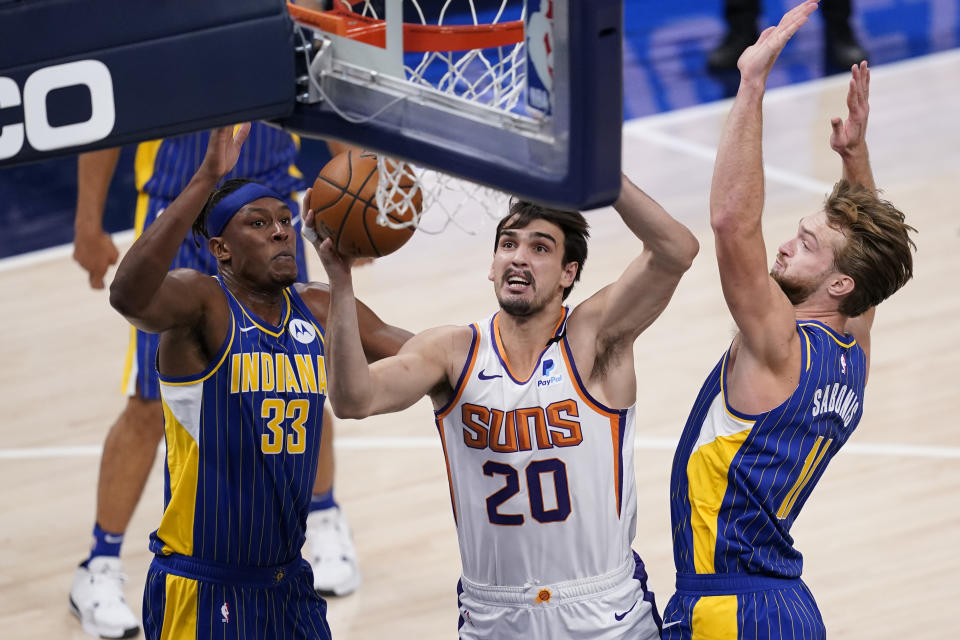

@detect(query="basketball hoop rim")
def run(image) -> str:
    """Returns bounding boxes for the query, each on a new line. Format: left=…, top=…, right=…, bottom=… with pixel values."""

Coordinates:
left=287, top=2, right=524, bottom=53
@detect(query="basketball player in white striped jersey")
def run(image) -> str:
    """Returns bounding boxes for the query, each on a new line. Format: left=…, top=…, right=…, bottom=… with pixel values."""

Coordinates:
left=311, top=173, right=699, bottom=639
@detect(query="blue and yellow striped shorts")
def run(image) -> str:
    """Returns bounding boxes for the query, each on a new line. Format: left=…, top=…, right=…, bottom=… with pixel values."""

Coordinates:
left=142, top=553, right=330, bottom=640
left=662, top=573, right=825, bottom=640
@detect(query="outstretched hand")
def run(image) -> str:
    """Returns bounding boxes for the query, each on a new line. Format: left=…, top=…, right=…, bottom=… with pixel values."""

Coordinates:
left=830, top=61, right=870, bottom=157
left=737, top=1, right=819, bottom=85
left=199, top=123, right=251, bottom=180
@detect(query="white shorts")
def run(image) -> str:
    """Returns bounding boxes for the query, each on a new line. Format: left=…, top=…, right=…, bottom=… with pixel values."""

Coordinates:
left=457, top=555, right=661, bottom=640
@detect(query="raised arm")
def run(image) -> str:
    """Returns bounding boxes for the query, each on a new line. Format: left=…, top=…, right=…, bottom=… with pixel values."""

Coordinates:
left=109, top=124, right=250, bottom=332
left=830, top=61, right=875, bottom=354
left=830, top=61, right=875, bottom=194
left=709, top=1, right=819, bottom=367
left=311, top=219, right=454, bottom=419
left=579, top=173, right=699, bottom=344
left=73, top=147, right=121, bottom=289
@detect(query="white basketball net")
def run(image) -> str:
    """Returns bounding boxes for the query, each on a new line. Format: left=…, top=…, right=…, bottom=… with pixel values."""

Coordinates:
left=325, top=0, right=526, bottom=234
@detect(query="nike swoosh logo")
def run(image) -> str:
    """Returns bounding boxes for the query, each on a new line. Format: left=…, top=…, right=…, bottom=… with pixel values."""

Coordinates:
left=103, top=534, right=124, bottom=544
left=662, top=620, right=682, bottom=629
left=239, top=325, right=258, bottom=333
left=614, top=599, right=638, bottom=621
left=478, top=369, right=502, bottom=380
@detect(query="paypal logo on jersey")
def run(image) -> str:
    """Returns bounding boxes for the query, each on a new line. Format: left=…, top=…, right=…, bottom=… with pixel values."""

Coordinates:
left=537, top=358, right=562, bottom=387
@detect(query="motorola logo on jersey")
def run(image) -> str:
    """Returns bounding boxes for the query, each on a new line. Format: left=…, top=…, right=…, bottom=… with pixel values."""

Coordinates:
left=289, top=319, right=316, bottom=344
left=0, top=60, right=116, bottom=160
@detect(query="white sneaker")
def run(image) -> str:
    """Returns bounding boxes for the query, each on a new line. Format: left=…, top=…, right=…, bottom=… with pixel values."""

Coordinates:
left=305, top=506, right=361, bottom=596
left=69, top=556, right=140, bottom=639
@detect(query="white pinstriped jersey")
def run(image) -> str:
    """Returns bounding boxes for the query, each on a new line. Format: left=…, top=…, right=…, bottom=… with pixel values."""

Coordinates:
left=435, top=308, right=638, bottom=587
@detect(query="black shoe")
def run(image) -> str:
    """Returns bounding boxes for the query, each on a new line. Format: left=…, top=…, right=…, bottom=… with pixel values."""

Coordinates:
left=825, top=26, right=868, bottom=70
left=707, top=29, right=758, bottom=72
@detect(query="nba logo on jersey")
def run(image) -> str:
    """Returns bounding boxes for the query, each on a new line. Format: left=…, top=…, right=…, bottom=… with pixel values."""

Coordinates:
left=289, top=319, right=316, bottom=344
left=525, top=0, right=554, bottom=118
left=221, top=602, right=230, bottom=623
left=840, top=353, right=847, bottom=374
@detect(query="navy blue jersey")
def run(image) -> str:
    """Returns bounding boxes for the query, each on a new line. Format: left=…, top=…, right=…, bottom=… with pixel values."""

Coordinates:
left=670, top=320, right=867, bottom=578
left=150, top=278, right=327, bottom=566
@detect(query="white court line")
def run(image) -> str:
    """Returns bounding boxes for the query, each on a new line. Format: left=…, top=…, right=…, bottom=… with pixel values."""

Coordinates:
left=3, top=437, right=959, bottom=460
left=0, top=229, right=134, bottom=273
left=624, top=126, right=834, bottom=195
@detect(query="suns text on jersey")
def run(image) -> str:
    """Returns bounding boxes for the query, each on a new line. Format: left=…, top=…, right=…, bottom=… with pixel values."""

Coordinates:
left=811, top=382, right=860, bottom=427
left=228, top=352, right=326, bottom=395
left=460, top=399, right=584, bottom=452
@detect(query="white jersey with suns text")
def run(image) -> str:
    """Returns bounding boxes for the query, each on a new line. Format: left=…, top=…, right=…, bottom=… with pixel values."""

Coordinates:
left=435, top=308, right=638, bottom=587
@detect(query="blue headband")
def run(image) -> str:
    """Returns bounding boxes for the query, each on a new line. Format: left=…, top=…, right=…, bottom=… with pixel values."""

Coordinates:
left=205, top=182, right=286, bottom=237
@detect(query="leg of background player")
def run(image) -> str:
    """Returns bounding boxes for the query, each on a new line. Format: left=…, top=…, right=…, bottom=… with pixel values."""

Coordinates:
left=95, top=395, right=163, bottom=535
left=70, top=394, right=159, bottom=639
left=305, top=406, right=362, bottom=596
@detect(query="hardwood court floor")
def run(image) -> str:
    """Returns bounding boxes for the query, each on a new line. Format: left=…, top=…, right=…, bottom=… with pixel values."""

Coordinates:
left=1, top=51, right=958, bottom=638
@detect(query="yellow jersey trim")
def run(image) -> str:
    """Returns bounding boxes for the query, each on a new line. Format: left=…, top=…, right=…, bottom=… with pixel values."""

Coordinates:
left=159, top=318, right=236, bottom=387
left=234, top=290, right=292, bottom=337
left=798, top=322, right=856, bottom=348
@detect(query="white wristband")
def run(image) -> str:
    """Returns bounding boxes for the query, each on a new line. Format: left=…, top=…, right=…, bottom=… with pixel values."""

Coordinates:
left=302, top=223, right=319, bottom=244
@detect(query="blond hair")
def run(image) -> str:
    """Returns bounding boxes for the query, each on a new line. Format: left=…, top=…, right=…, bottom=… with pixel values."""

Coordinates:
left=824, top=180, right=916, bottom=317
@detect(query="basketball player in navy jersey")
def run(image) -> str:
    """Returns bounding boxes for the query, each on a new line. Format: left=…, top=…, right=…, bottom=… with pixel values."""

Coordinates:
left=311, top=165, right=699, bottom=637
left=662, top=3, right=916, bottom=638
left=70, top=128, right=361, bottom=638
left=106, top=124, right=409, bottom=640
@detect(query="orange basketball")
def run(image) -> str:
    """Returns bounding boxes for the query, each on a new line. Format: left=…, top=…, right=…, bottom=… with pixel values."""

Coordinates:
left=309, top=150, right=422, bottom=258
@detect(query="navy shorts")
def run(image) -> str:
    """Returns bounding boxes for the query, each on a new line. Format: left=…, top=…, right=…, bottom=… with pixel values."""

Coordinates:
left=662, top=573, right=825, bottom=640
left=142, top=553, right=330, bottom=640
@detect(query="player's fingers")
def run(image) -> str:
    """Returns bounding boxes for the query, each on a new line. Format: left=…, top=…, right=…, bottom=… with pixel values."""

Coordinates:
left=317, top=237, right=339, bottom=266
left=301, top=187, right=313, bottom=217
left=302, top=218, right=319, bottom=244
left=782, top=1, right=817, bottom=30
left=830, top=118, right=843, bottom=139
left=89, top=270, right=105, bottom=290
left=233, top=122, right=251, bottom=146
left=755, top=25, right=776, bottom=47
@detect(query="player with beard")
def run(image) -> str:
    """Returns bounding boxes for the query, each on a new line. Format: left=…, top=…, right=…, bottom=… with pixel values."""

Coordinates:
left=310, top=174, right=699, bottom=639
left=661, top=3, right=916, bottom=638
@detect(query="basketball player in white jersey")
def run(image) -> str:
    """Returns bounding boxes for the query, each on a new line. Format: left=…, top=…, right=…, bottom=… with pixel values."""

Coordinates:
left=309, top=174, right=699, bottom=639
